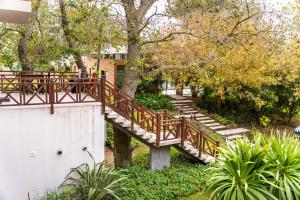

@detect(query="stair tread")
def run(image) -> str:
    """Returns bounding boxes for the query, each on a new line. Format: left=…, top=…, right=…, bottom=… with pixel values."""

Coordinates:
left=206, top=123, right=221, bottom=127
left=210, top=125, right=227, bottom=130
left=200, top=120, right=216, bottom=123
left=216, top=128, right=249, bottom=136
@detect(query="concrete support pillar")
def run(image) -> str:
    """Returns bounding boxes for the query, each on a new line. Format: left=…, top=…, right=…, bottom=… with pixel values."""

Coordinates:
left=150, top=146, right=171, bottom=170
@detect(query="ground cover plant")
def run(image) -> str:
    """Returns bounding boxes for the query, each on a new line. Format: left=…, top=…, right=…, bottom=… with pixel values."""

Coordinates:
left=120, top=149, right=208, bottom=200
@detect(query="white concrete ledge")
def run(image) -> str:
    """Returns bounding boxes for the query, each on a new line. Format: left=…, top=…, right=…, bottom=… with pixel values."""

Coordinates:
left=0, top=102, right=102, bottom=110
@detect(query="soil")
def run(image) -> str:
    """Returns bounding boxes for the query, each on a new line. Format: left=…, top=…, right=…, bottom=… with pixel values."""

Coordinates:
left=104, top=143, right=149, bottom=168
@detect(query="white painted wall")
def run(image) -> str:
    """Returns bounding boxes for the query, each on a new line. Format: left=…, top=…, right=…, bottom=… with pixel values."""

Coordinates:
left=0, top=103, right=105, bottom=200
left=0, top=0, right=31, bottom=24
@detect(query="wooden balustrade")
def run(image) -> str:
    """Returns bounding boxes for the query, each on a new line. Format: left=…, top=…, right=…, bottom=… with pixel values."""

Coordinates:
left=0, top=72, right=219, bottom=158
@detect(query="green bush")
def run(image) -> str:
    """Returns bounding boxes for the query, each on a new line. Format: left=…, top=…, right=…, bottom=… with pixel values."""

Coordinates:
left=61, top=154, right=127, bottom=200
left=106, top=123, right=139, bottom=149
left=120, top=149, right=208, bottom=200
left=135, top=93, right=175, bottom=111
left=207, top=132, right=300, bottom=200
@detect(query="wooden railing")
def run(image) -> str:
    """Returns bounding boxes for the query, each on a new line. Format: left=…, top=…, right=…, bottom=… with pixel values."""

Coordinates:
left=101, top=77, right=219, bottom=158
left=0, top=72, right=219, bottom=158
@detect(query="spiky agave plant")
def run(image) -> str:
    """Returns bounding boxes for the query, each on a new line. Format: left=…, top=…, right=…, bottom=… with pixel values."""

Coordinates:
left=207, top=136, right=277, bottom=200
left=265, top=133, right=300, bottom=200
left=61, top=153, right=126, bottom=200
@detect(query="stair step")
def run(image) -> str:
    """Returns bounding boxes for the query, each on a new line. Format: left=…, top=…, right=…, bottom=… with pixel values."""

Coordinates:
left=120, top=120, right=131, bottom=128
left=180, top=107, right=194, bottom=111
left=114, top=116, right=126, bottom=123
left=135, top=129, right=146, bottom=136
left=105, top=108, right=112, bottom=114
left=216, top=128, right=249, bottom=136
left=183, top=110, right=199, bottom=114
left=141, top=133, right=152, bottom=140
left=160, top=138, right=181, bottom=146
left=200, top=120, right=216, bottom=124
left=227, top=135, right=244, bottom=140
left=210, top=125, right=227, bottom=130
left=106, top=113, right=119, bottom=119
left=206, top=123, right=221, bottom=127
left=171, top=100, right=193, bottom=104
left=196, top=117, right=210, bottom=120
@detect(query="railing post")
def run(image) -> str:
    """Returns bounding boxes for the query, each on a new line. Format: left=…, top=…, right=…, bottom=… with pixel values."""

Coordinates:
left=163, top=110, right=167, bottom=135
left=141, top=105, right=145, bottom=129
left=181, top=118, right=185, bottom=147
left=49, top=79, right=55, bottom=115
left=156, top=113, right=161, bottom=147
left=131, top=99, right=134, bottom=131
left=199, top=131, right=203, bottom=159
left=100, top=75, right=106, bottom=115
left=215, top=141, right=220, bottom=157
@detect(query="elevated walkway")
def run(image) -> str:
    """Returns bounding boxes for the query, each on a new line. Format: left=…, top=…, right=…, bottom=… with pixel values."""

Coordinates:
left=0, top=71, right=220, bottom=170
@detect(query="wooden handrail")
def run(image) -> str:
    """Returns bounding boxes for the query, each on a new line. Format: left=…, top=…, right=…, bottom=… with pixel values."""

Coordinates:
left=102, top=78, right=219, bottom=158
left=0, top=72, right=219, bottom=158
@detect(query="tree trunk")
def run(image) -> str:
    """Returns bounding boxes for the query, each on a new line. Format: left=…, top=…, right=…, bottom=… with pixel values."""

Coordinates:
left=58, top=0, right=86, bottom=73
left=113, top=128, right=132, bottom=168
left=18, top=31, right=31, bottom=71
left=113, top=39, right=140, bottom=168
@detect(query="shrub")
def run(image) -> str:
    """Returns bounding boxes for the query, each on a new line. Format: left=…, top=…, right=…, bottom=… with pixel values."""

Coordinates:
left=135, top=93, right=175, bottom=111
left=207, top=132, right=300, bottom=200
left=264, top=134, right=300, bottom=199
left=61, top=154, right=127, bottom=200
left=207, top=137, right=276, bottom=200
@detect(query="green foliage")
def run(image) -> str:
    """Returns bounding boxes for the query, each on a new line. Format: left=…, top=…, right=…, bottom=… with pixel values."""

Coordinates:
left=259, top=115, right=271, bottom=128
left=135, top=93, right=175, bottom=111
left=61, top=154, right=127, bottom=200
left=207, top=132, right=300, bottom=200
left=43, top=188, right=73, bottom=200
left=120, top=149, right=208, bottom=200
left=137, top=77, right=164, bottom=94
left=264, top=134, right=300, bottom=199
left=105, top=123, right=139, bottom=149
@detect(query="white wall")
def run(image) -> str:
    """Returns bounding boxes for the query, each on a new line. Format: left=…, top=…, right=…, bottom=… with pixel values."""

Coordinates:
left=0, top=0, right=31, bottom=24
left=0, top=103, right=105, bottom=200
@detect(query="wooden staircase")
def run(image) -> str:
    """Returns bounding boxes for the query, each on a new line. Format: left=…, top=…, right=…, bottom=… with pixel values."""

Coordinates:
left=101, top=80, right=219, bottom=164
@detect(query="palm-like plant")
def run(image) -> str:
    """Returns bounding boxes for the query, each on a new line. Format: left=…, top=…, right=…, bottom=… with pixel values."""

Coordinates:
left=207, top=136, right=277, bottom=200
left=265, top=134, right=300, bottom=200
left=61, top=154, right=126, bottom=200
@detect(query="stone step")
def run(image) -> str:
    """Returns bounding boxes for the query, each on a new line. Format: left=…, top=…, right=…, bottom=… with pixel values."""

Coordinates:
left=171, top=100, right=193, bottom=104
left=210, top=125, right=227, bottom=130
left=196, top=117, right=210, bottom=121
left=114, top=116, right=126, bottom=123
left=183, top=110, right=200, bottom=114
left=106, top=113, right=119, bottom=119
left=227, top=135, right=244, bottom=140
left=216, top=128, right=249, bottom=137
left=180, top=107, right=194, bottom=111
left=200, top=120, right=216, bottom=124
left=206, top=123, right=221, bottom=127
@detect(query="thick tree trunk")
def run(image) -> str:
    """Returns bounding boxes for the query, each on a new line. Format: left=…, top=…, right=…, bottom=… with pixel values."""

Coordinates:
left=113, top=40, right=140, bottom=168
left=58, top=0, right=86, bottom=73
left=113, top=128, right=132, bottom=168
left=18, top=31, right=31, bottom=71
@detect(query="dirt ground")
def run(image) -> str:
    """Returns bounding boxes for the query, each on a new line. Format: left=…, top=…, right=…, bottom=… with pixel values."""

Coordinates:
left=104, top=143, right=149, bottom=168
